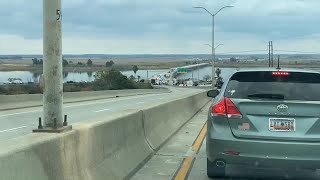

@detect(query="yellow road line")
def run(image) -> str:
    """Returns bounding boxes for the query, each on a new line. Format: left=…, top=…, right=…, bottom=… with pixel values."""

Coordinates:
left=174, top=156, right=195, bottom=180
left=173, top=122, right=208, bottom=180
left=192, top=122, right=207, bottom=153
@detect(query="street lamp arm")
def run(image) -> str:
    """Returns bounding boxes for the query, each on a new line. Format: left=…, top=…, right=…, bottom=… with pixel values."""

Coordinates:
left=193, top=7, right=213, bottom=16
left=215, top=44, right=224, bottom=49
left=205, top=43, right=223, bottom=49
left=214, top=5, right=234, bottom=16
left=204, top=44, right=212, bottom=48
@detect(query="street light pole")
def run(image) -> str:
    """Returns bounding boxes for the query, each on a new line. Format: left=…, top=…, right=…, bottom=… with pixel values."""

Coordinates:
left=194, top=5, right=233, bottom=88
left=43, top=0, right=63, bottom=128
left=204, top=43, right=223, bottom=84
left=33, top=0, right=71, bottom=133
left=212, top=15, right=215, bottom=87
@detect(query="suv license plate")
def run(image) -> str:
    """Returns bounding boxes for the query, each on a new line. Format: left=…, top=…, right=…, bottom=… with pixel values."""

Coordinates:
left=269, top=118, right=295, bottom=132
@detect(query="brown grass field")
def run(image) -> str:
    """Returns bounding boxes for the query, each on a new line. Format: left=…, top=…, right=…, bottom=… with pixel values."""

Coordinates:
left=1, top=58, right=320, bottom=72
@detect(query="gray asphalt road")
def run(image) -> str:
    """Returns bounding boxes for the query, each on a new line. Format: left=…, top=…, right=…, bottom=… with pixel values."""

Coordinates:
left=0, top=87, right=204, bottom=142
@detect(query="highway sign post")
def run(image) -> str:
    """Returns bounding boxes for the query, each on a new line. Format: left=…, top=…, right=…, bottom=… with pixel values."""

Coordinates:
left=177, top=68, right=188, bottom=74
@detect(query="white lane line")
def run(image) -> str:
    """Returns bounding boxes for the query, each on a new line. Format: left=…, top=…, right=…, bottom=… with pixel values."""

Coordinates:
left=136, top=102, right=145, bottom=104
left=0, top=95, right=152, bottom=117
left=94, top=109, right=111, bottom=113
left=0, top=93, right=167, bottom=118
left=64, top=94, right=156, bottom=108
left=0, top=110, right=40, bottom=118
left=0, top=126, right=27, bottom=133
left=64, top=100, right=116, bottom=108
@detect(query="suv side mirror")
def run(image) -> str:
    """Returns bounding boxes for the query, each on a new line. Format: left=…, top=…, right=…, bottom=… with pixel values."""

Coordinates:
left=207, top=89, right=219, bottom=98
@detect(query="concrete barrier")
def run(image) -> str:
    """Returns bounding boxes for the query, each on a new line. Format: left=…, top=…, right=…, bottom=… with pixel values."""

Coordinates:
left=0, top=88, right=170, bottom=111
left=0, top=110, right=153, bottom=180
left=0, top=91, right=210, bottom=180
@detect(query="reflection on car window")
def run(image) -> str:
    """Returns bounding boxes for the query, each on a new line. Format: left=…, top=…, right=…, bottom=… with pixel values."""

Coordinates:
left=225, top=71, right=320, bottom=101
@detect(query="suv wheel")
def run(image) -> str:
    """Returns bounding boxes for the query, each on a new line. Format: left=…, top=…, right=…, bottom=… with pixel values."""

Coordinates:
left=207, top=158, right=226, bottom=178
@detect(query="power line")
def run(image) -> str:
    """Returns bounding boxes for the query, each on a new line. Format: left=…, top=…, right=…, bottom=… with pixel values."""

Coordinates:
left=217, top=50, right=267, bottom=55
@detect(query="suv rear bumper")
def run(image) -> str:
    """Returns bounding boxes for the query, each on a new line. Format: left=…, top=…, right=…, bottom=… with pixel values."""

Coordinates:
left=207, top=121, right=320, bottom=170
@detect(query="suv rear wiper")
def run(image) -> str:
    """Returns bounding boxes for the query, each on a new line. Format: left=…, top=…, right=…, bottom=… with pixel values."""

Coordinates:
left=247, top=93, right=285, bottom=100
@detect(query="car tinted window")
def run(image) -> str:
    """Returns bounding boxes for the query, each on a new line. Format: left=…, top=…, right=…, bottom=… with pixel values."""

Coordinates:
left=224, top=71, right=320, bottom=101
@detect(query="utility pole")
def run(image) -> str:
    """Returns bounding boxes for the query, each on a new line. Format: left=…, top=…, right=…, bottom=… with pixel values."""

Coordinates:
left=192, top=71, right=194, bottom=81
left=268, top=41, right=271, bottom=67
left=198, top=67, right=200, bottom=81
left=42, top=0, right=64, bottom=129
left=277, top=55, right=280, bottom=70
left=271, top=41, right=274, bottom=67
left=147, top=70, right=149, bottom=82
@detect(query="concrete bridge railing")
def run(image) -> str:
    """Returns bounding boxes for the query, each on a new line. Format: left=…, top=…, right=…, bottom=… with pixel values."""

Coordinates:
left=0, top=90, right=210, bottom=180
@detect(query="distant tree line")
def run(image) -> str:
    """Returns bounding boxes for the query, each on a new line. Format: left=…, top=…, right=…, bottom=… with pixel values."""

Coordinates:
left=106, top=60, right=114, bottom=67
left=0, top=69, right=152, bottom=95
left=63, top=59, right=69, bottom=67
left=230, top=57, right=238, bottom=63
left=33, top=58, right=117, bottom=68
left=0, top=56, right=23, bottom=59
left=87, top=59, right=93, bottom=66
left=32, top=58, right=43, bottom=65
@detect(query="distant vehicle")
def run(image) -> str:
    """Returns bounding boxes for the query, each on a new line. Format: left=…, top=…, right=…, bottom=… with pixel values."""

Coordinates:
left=206, top=68, right=320, bottom=178
left=13, top=80, right=23, bottom=84
left=7, top=78, right=23, bottom=84
left=214, top=77, right=224, bottom=89
left=186, top=80, right=194, bottom=87
left=66, top=81, right=76, bottom=84
left=193, top=81, right=199, bottom=86
left=80, top=80, right=88, bottom=83
left=152, top=78, right=165, bottom=85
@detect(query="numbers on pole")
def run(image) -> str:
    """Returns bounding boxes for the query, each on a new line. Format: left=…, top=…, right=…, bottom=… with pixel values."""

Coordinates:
left=56, top=10, right=62, bottom=21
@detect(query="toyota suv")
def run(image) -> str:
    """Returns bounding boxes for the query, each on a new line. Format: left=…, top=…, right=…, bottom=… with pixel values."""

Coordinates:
left=206, top=68, right=320, bottom=179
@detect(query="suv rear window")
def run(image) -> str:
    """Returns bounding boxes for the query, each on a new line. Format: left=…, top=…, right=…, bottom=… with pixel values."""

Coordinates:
left=224, top=71, right=320, bottom=101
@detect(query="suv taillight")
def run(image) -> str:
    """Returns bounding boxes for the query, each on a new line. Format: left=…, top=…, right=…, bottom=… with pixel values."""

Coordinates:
left=272, top=71, right=289, bottom=76
left=211, top=97, right=242, bottom=118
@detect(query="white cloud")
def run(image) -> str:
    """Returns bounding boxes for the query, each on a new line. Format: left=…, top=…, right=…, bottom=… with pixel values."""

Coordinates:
left=0, top=34, right=42, bottom=54
left=0, top=0, right=320, bottom=54
left=2, top=32, right=319, bottom=55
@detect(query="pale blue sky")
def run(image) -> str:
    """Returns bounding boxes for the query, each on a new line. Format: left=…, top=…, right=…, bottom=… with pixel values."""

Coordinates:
left=0, top=0, right=319, bottom=54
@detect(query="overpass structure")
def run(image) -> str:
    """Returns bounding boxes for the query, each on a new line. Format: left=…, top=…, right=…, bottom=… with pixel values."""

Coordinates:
left=170, top=63, right=210, bottom=79
left=151, top=63, right=210, bottom=85
left=0, top=87, right=211, bottom=180
left=0, top=1, right=217, bottom=179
